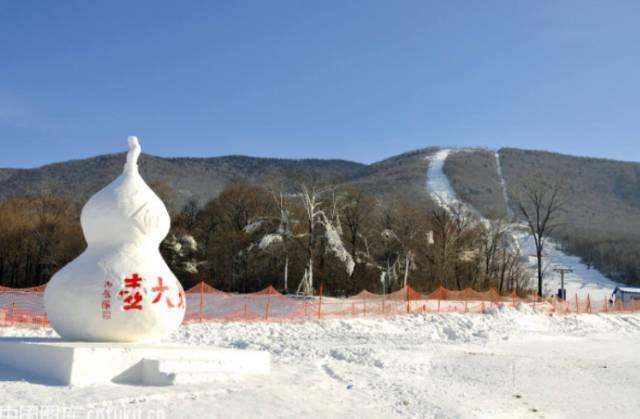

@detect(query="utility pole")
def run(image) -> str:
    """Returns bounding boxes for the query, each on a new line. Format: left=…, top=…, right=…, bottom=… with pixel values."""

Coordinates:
left=553, top=267, right=573, bottom=301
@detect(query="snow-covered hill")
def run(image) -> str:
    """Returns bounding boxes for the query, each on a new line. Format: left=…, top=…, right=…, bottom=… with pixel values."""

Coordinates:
left=426, top=149, right=620, bottom=300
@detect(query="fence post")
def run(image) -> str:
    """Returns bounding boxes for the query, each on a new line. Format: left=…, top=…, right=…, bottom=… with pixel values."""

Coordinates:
left=352, top=302, right=355, bottom=317
left=317, top=285, right=323, bottom=319
left=586, top=294, right=591, bottom=313
left=533, top=295, right=536, bottom=312
left=575, top=294, right=579, bottom=314
left=199, top=281, right=205, bottom=323
left=265, top=287, right=272, bottom=320
left=406, top=287, right=410, bottom=314
left=382, top=289, right=386, bottom=315
left=437, top=297, right=441, bottom=313
left=244, top=304, right=247, bottom=319
left=10, top=302, right=15, bottom=327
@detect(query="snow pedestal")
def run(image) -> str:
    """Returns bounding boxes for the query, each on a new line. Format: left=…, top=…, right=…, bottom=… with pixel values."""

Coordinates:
left=0, top=338, right=270, bottom=386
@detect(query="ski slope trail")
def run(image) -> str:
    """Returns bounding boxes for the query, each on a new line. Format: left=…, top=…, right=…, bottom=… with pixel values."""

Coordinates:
left=494, top=151, right=514, bottom=219
left=426, top=149, right=620, bottom=300
left=425, top=149, right=484, bottom=221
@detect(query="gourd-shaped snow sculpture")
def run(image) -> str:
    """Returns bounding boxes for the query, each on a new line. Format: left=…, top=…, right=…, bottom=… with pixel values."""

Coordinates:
left=44, top=137, right=186, bottom=342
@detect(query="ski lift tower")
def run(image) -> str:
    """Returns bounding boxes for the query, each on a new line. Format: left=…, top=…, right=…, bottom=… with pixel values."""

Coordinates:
left=553, top=266, right=573, bottom=301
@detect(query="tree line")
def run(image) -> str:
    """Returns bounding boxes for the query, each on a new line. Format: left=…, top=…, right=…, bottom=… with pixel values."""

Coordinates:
left=0, top=181, right=532, bottom=296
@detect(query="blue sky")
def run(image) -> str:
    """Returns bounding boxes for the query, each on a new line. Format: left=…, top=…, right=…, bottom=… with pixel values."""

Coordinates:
left=1, top=1, right=639, bottom=168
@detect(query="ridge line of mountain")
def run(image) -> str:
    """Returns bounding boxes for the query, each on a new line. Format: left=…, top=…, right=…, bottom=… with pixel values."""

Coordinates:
left=2, top=145, right=639, bottom=173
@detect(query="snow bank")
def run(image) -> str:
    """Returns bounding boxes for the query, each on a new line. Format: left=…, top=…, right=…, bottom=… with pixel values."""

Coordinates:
left=2, top=310, right=640, bottom=418
left=171, top=307, right=640, bottom=354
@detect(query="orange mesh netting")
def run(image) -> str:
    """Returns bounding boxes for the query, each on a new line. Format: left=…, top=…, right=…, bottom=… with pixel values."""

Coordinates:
left=0, top=289, right=49, bottom=328
left=0, top=282, right=638, bottom=328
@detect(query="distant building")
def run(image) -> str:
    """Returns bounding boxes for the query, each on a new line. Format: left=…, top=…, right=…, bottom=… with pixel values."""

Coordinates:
left=610, top=287, right=640, bottom=303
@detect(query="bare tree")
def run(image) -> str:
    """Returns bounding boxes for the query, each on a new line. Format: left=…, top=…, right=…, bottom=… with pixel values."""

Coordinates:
left=292, top=182, right=356, bottom=295
left=176, top=200, right=200, bottom=231
left=429, top=204, right=474, bottom=290
left=478, top=219, right=510, bottom=289
left=296, top=182, right=325, bottom=295
left=378, top=204, right=402, bottom=290
left=342, top=188, right=375, bottom=265
left=318, top=188, right=355, bottom=278
left=263, top=184, right=293, bottom=292
left=394, top=204, right=424, bottom=289
left=517, top=179, right=563, bottom=297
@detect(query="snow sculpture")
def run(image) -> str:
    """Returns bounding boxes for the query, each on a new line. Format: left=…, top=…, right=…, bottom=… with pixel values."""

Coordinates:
left=44, top=137, right=185, bottom=342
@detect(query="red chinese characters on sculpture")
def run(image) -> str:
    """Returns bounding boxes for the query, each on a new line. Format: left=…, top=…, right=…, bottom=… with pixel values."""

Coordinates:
left=114, top=274, right=184, bottom=312
left=177, top=290, right=185, bottom=309
left=118, top=273, right=144, bottom=311
left=152, top=277, right=185, bottom=309
left=151, top=277, right=169, bottom=304
left=102, top=280, right=113, bottom=319
left=165, top=290, right=185, bottom=309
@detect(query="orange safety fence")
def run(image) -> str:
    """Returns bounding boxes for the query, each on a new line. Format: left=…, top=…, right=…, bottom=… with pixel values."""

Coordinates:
left=0, top=289, right=49, bottom=328
left=0, top=282, right=639, bottom=328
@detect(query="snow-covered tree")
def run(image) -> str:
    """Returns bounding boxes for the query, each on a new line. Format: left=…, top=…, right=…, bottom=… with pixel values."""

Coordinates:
left=162, top=234, right=206, bottom=278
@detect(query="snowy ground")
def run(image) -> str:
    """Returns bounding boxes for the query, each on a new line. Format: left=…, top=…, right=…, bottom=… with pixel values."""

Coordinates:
left=1, top=310, right=640, bottom=418
left=426, top=149, right=620, bottom=301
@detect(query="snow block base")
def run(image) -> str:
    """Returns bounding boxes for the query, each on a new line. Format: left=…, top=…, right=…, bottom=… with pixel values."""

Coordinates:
left=0, top=338, right=270, bottom=386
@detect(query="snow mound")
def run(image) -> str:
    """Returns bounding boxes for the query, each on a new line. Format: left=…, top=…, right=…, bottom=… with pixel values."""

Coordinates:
left=2, top=311, right=640, bottom=418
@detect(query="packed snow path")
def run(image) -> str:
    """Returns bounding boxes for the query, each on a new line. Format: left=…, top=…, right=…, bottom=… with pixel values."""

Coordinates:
left=426, top=149, right=482, bottom=220
left=495, top=151, right=514, bottom=219
left=1, top=311, right=640, bottom=418
left=426, top=149, right=620, bottom=300
left=425, top=149, right=461, bottom=211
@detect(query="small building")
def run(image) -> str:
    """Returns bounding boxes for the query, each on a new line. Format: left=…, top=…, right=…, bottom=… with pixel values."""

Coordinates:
left=610, top=287, right=640, bottom=303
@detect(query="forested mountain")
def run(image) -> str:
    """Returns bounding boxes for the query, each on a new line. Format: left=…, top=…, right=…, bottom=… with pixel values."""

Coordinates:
left=0, top=153, right=365, bottom=210
left=2, top=146, right=640, bottom=288
left=0, top=149, right=436, bottom=211
left=444, top=148, right=640, bottom=282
